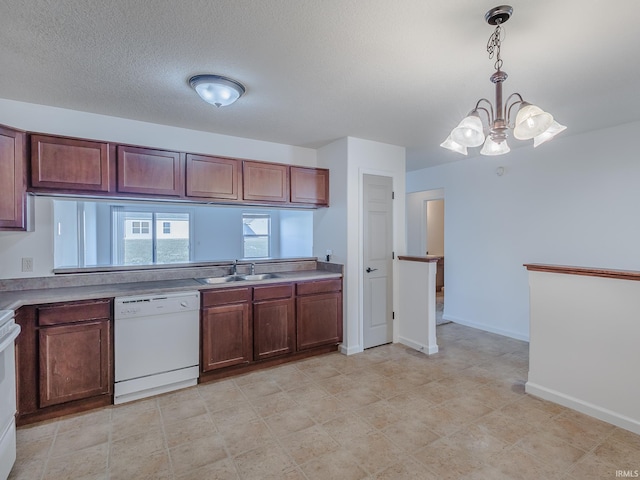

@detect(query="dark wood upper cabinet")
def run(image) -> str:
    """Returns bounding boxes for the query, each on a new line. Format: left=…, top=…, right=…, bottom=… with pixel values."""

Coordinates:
left=117, top=145, right=184, bottom=197
left=4, top=126, right=331, bottom=209
left=186, top=154, right=241, bottom=200
left=30, top=134, right=114, bottom=193
left=0, top=125, right=27, bottom=230
left=290, top=166, right=329, bottom=206
left=243, top=161, right=289, bottom=203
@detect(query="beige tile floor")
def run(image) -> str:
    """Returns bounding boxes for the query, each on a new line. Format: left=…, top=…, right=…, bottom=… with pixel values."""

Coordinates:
left=10, top=322, right=640, bottom=480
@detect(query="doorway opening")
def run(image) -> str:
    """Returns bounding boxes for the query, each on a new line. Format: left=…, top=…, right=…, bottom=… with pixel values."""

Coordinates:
left=407, top=189, right=447, bottom=326
left=425, top=198, right=448, bottom=325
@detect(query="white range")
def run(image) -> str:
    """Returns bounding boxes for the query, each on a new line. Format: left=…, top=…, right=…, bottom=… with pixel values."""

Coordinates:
left=0, top=309, right=20, bottom=480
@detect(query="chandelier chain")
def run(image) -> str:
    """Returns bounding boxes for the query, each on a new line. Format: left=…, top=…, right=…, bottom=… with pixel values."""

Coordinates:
left=487, top=25, right=505, bottom=71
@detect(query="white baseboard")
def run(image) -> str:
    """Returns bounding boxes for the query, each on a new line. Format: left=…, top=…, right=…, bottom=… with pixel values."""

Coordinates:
left=442, top=314, right=529, bottom=342
left=525, top=381, right=640, bottom=435
left=339, top=343, right=364, bottom=356
left=397, top=336, right=439, bottom=355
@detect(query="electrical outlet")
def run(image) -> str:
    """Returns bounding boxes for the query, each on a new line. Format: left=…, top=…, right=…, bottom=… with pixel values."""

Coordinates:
left=22, top=257, right=33, bottom=272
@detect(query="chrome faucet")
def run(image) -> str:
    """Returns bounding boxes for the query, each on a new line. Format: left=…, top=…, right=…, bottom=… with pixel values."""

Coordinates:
left=231, top=260, right=237, bottom=275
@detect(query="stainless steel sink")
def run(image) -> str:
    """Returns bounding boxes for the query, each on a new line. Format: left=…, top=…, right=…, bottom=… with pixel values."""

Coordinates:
left=195, top=273, right=280, bottom=284
left=196, top=275, right=244, bottom=284
left=238, top=273, right=280, bottom=281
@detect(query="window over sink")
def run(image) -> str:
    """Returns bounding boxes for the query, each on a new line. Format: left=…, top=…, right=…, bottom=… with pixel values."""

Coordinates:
left=52, top=198, right=313, bottom=269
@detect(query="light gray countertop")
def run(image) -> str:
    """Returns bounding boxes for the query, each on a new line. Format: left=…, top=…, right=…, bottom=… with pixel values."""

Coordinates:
left=0, top=270, right=341, bottom=311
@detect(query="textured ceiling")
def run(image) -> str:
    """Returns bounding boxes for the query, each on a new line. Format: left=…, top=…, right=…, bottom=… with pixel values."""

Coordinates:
left=1, top=1, right=639, bottom=171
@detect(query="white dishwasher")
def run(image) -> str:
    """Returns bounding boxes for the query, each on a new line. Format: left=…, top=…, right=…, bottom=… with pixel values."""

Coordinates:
left=114, top=291, right=200, bottom=404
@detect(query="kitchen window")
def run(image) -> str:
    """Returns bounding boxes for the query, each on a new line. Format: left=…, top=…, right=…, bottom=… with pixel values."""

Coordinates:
left=243, top=214, right=270, bottom=258
left=52, top=198, right=312, bottom=269
left=113, top=208, right=192, bottom=265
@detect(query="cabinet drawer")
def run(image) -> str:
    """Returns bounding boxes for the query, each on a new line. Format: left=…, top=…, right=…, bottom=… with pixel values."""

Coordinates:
left=296, top=279, right=342, bottom=296
left=202, top=287, right=251, bottom=307
left=253, top=284, right=293, bottom=301
left=37, top=299, right=112, bottom=326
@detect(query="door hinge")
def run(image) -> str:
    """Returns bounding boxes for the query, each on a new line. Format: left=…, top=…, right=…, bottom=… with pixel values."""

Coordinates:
left=392, top=251, right=395, bottom=259
left=392, top=191, right=395, bottom=200
left=392, top=311, right=395, bottom=319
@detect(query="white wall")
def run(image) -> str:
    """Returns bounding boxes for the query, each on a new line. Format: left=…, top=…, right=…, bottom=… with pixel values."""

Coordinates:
left=316, top=137, right=406, bottom=354
left=406, top=120, right=640, bottom=341
left=0, top=98, right=316, bottom=166
left=0, top=196, right=55, bottom=277
left=0, top=98, right=317, bottom=278
left=527, top=270, right=640, bottom=434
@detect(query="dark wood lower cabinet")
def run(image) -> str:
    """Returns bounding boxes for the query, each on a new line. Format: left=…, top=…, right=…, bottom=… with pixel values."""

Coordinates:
left=297, top=292, right=342, bottom=350
left=253, top=297, right=295, bottom=360
left=14, top=279, right=342, bottom=422
left=39, top=320, right=111, bottom=407
left=201, top=288, right=252, bottom=371
left=296, top=279, right=343, bottom=350
left=15, top=299, right=113, bottom=425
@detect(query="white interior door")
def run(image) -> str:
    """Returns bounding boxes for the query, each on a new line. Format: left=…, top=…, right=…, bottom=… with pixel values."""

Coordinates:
left=363, top=174, right=393, bottom=349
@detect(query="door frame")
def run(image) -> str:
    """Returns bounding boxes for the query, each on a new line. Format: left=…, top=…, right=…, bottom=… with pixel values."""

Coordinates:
left=357, top=168, right=399, bottom=350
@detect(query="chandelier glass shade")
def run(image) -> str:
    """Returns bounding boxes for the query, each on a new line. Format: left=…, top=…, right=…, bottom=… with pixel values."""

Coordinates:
left=441, top=5, right=566, bottom=156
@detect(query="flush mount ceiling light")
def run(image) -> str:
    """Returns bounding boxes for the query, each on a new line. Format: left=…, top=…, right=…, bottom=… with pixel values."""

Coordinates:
left=441, top=5, right=566, bottom=156
left=189, top=74, right=245, bottom=107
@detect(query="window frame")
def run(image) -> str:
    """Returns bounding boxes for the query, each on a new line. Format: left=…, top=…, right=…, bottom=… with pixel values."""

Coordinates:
left=242, top=213, right=271, bottom=258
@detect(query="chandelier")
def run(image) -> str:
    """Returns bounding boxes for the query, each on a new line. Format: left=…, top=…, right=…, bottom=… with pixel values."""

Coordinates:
left=441, top=5, right=566, bottom=156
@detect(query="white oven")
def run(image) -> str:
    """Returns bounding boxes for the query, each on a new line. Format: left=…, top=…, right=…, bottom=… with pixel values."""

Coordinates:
left=114, top=291, right=200, bottom=404
left=0, top=310, right=20, bottom=480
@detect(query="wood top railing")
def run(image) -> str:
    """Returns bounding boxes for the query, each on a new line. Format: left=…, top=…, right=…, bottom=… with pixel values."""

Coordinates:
left=524, top=263, right=640, bottom=281
left=398, top=255, right=442, bottom=263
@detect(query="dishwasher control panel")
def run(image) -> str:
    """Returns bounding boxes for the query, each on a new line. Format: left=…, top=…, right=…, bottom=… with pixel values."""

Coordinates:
left=114, top=291, right=200, bottom=319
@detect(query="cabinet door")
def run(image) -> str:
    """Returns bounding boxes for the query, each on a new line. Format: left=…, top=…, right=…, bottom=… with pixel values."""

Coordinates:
left=30, top=134, right=114, bottom=193
left=297, top=292, right=342, bottom=350
left=253, top=298, right=294, bottom=360
left=117, top=145, right=183, bottom=196
left=243, top=161, right=289, bottom=203
left=186, top=154, right=241, bottom=200
left=39, top=320, right=111, bottom=408
left=15, top=306, right=37, bottom=417
left=202, top=303, right=251, bottom=371
left=0, top=125, right=27, bottom=229
left=290, top=167, right=329, bottom=206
